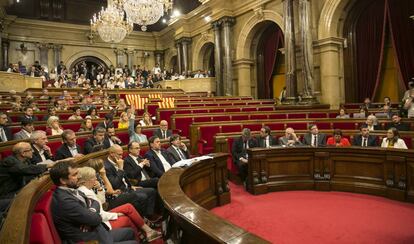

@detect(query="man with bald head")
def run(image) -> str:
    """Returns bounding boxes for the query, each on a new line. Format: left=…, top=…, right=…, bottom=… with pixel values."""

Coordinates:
left=278, top=128, right=302, bottom=147
left=153, top=120, right=172, bottom=140
left=0, top=142, right=53, bottom=201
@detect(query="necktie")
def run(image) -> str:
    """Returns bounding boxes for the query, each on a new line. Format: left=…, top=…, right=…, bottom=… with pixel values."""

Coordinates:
left=162, top=131, right=165, bottom=139
left=177, top=148, right=185, bottom=160
left=313, top=135, right=317, bottom=147
left=362, top=138, right=367, bottom=147
left=266, top=138, right=269, bottom=148
left=0, top=127, right=7, bottom=142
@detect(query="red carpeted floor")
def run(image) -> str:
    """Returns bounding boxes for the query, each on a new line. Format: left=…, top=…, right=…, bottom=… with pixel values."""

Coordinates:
left=211, top=183, right=414, bottom=244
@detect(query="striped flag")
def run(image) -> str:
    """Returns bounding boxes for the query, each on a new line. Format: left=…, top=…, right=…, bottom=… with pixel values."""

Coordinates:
left=125, top=95, right=149, bottom=110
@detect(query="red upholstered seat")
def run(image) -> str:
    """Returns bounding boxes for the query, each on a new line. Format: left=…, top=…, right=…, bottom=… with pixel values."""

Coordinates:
left=64, top=123, right=81, bottom=132
left=269, top=114, right=287, bottom=119
left=288, top=113, right=306, bottom=119
left=257, top=107, right=273, bottom=111
left=250, top=115, right=267, bottom=120
left=221, top=125, right=242, bottom=133
left=146, top=104, right=159, bottom=116
left=30, top=213, right=56, bottom=244
left=243, top=124, right=262, bottom=131
left=194, top=117, right=210, bottom=123
left=328, top=113, right=338, bottom=118
left=315, top=122, right=331, bottom=130
left=159, top=110, right=175, bottom=121
left=199, top=126, right=221, bottom=154
left=227, top=108, right=241, bottom=112
left=231, top=115, right=249, bottom=120
left=174, top=117, right=194, bottom=136
left=286, top=122, right=308, bottom=130
left=32, top=188, right=61, bottom=244
left=333, top=122, right=358, bottom=130
left=48, top=141, right=63, bottom=155
left=242, top=107, right=256, bottom=112
left=268, top=123, right=285, bottom=130
left=226, top=137, right=239, bottom=175
left=210, top=108, right=225, bottom=113
left=117, top=131, right=129, bottom=144
left=402, top=137, right=412, bottom=149
left=308, top=113, right=327, bottom=118
left=212, top=115, right=230, bottom=122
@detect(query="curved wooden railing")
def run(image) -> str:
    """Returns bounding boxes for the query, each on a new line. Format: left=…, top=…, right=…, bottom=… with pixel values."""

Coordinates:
left=158, top=153, right=269, bottom=243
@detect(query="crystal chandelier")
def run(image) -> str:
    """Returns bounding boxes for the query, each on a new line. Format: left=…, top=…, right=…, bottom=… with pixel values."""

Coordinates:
left=90, top=0, right=133, bottom=43
left=123, top=0, right=173, bottom=31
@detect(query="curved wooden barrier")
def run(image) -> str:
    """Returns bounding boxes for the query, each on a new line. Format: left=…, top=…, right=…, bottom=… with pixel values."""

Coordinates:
left=247, top=147, right=414, bottom=203
left=158, top=153, right=269, bottom=243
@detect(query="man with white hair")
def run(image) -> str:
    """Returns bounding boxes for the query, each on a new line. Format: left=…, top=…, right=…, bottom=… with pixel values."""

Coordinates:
left=279, top=127, right=302, bottom=147
left=30, top=130, right=53, bottom=165
left=153, top=120, right=172, bottom=140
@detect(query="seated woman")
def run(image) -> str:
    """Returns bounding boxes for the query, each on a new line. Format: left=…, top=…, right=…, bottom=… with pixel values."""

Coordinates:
left=68, top=107, right=83, bottom=120
left=381, top=127, right=408, bottom=149
left=129, top=120, right=148, bottom=144
left=78, top=118, right=94, bottom=132
left=46, top=116, right=64, bottom=135
left=118, top=112, right=130, bottom=129
left=86, top=107, right=100, bottom=120
left=100, top=99, right=113, bottom=110
left=336, top=107, right=350, bottom=119
left=326, top=129, right=351, bottom=147
left=365, top=115, right=381, bottom=131
left=116, top=98, right=127, bottom=111
left=77, top=166, right=161, bottom=242
left=139, top=112, right=153, bottom=126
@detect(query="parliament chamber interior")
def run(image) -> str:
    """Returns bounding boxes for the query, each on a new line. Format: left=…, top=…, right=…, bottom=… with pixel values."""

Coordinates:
left=0, top=0, right=414, bottom=243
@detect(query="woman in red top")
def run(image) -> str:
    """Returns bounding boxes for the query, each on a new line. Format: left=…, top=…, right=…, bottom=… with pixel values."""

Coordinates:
left=327, top=129, right=351, bottom=147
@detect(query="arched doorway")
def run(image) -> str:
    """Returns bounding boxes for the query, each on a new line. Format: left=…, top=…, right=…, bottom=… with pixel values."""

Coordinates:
left=198, top=42, right=215, bottom=75
left=169, top=56, right=178, bottom=74
left=255, top=22, right=284, bottom=99
left=69, top=56, right=108, bottom=80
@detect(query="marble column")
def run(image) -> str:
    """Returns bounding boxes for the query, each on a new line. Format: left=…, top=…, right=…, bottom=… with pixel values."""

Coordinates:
left=2, top=39, right=8, bottom=71
left=283, top=0, right=297, bottom=104
left=114, top=49, right=126, bottom=67
left=212, top=20, right=223, bottom=96
left=181, top=38, right=191, bottom=74
left=53, top=44, right=63, bottom=69
left=299, top=0, right=319, bottom=103
left=154, top=51, right=164, bottom=69
left=0, top=20, right=4, bottom=71
left=221, top=16, right=235, bottom=96
left=127, top=49, right=135, bottom=69
left=176, top=42, right=182, bottom=74
left=234, top=59, right=254, bottom=96
left=36, top=43, right=50, bottom=68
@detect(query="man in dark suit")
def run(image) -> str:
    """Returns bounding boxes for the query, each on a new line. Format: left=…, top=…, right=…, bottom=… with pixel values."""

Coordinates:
left=257, top=126, right=278, bottom=148
left=124, top=142, right=158, bottom=188
left=106, top=125, right=123, bottom=147
left=352, top=125, right=378, bottom=147
left=20, top=107, right=38, bottom=122
left=84, top=127, right=107, bottom=154
left=232, top=128, right=258, bottom=183
left=303, top=124, right=327, bottom=147
left=104, top=145, right=157, bottom=218
left=50, top=161, right=136, bottom=244
left=167, top=134, right=190, bottom=163
left=13, top=118, right=34, bottom=140
left=152, top=120, right=172, bottom=140
left=0, top=112, right=13, bottom=142
left=145, top=136, right=175, bottom=178
left=385, top=114, right=410, bottom=131
left=30, top=130, right=53, bottom=165
left=97, top=113, right=114, bottom=130
left=55, top=129, right=84, bottom=160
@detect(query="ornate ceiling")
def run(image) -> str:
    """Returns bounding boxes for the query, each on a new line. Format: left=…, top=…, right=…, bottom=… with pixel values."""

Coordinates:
left=5, top=0, right=202, bottom=32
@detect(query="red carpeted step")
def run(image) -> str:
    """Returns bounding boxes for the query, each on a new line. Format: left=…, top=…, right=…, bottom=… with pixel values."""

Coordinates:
left=212, top=183, right=414, bottom=244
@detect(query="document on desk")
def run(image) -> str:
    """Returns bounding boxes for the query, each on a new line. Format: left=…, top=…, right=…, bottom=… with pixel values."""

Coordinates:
left=172, top=155, right=214, bottom=168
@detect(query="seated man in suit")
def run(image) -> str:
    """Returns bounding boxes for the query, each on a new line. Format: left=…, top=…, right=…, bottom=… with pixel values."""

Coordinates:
left=106, top=125, right=123, bottom=147
left=0, top=112, right=13, bottom=142
left=0, top=142, right=52, bottom=206
left=97, top=113, right=114, bottom=130
left=167, top=134, right=190, bottom=163
left=257, top=126, right=277, bottom=148
left=386, top=114, right=410, bottom=131
left=352, top=124, right=378, bottom=147
left=232, top=128, right=258, bottom=184
left=124, top=141, right=158, bottom=189
left=30, top=130, right=54, bottom=164
left=278, top=127, right=302, bottom=147
left=153, top=120, right=172, bottom=140
left=145, top=136, right=175, bottom=178
left=105, top=145, right=157, bottom=218
left=84, top=127, right=107, bottom=154
left=50, top=161, right=136, bottom=243
left=303, top=124, right=327, bottom=147
left=55, top=129, right=84, bottom=160
left=20, top=106, right=38, bottom=122
left=13, top=119, right=34, bottom=140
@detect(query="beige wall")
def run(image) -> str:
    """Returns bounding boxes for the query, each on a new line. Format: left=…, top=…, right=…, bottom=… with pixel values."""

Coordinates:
left=1, top=0, right=352, bottom=108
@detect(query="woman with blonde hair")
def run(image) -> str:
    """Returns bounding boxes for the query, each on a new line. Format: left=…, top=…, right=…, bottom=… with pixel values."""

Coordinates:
left=46, top=116, right=63, bottom=135
left=81, top=161, right=161, bottom=242
left=139, top=112, right=153, bottom=126
left=118, top=112, right=129, bottom=129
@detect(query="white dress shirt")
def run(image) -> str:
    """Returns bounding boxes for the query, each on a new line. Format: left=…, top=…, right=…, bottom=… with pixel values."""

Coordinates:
left=154, top=150, right=171, bottom=171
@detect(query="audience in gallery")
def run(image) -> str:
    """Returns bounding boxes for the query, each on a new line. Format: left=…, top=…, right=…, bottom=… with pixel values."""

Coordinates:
left=381, top=127, right=408, bottom=149
left=49, top=161, right=137, bottom=243
left=326, top=129, right=351, bottom=147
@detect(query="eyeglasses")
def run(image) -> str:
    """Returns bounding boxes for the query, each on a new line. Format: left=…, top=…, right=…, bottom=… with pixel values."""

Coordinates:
left=23, top=149, right=33, bottom=153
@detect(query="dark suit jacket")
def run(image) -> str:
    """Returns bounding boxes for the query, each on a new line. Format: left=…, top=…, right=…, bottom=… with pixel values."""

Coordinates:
left=256, top=136, right=278, bottom=148
left=30, top=144, right=53, bottom=165
left=303, top=133, right=327, bottom=146
left=19, top=115, right=38, bottom=122
left=144, top=149, right=174, bottom=177
left=0, top=125, right=13, bottom=142
left=352, top=134, right=378, bottom=147
left=0, top=155, right=47, bottom=197
left=167, top=146, right=190, bottom=163
left=55, top=143, right=83, bottom=160
left=83, top=138, right=107, bottom=155
left=52, top=187, right=108, bottom=243
left=232, top=137, right=258, bottom=165
left=386, top=122, right=410, bottom=131
left=123, top=155, right=158, bottom=188
left=104, top=158, right=131, bottom=192
left=153, top=128, right=172, bottom=140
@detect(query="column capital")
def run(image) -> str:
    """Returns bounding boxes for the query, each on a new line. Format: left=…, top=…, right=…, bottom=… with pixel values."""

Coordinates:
left=36, top=42, right=52, bottom=50
left=52, top=44, right=63, bottom=51
left=154, top=50, right=164, bottom=56
left=114, top=48, right=126, bottom=55
left=211, top=20, right=221, bottom=30
left=219, top=16, right=235, bottom=27
left=176, top=37, right=192, bottom=45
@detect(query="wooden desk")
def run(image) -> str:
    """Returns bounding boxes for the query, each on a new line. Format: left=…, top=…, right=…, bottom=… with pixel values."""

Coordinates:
left=158, top=153, right=269, bottom=243
left=247, top=147, right=414, bottom=203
